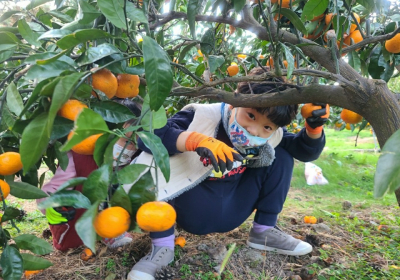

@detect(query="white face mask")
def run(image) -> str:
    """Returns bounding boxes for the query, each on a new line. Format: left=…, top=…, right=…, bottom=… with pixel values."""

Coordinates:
left=228, top=108, right=275, bottom=150
left=113, top=144, right=136, bottom=167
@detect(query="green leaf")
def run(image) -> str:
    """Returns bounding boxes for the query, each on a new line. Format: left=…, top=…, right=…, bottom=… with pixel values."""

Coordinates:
left=50, top=117, right=74, bottom=141
left=14, top=234, right=53, bottom=255
left=6, top=82, right=24, bottom=117
left=55, top=177, right=87, bottom=193
left=75, top=200, right=100, bottom=252
left=2, top=207, right=21, bottom=222
left=140, top=94, right=167, bottom=131
left=93, top=133, right=115, bottom=167
left=26, top=0, right=53, bottom=10
left=126, top=3, right=148, bottom=23
left=187, top=0, right=201, bottom=39
left=280, top=43, right=294, bottom=79
left=21, top=253, right=53, bottom=270
left=116, top=163, right=148, bottom=184
left=60, top=108, right=111, bottom=152
left=24, top=52, right=76, bottom=66
left=76, top=43, right=120, bottom=66
left=0, top=49, right=15, bottom=63
left=37, top=29, right=72, bottom=40
left=137, top=131, right=170, bottom=182
left=0, top=246, right=23, bottom=280
left=301, top=0, right=329, bottom=22
left=279, top=8, right=308, bottom=35
left=110, top=185, right=133, bottom=215
left=8, top=182, right=48, bottom=199
left=20, top=112, right=50, bottom=172
left=103, top=136, right=119, bottom=167
left=54, top=142, right=69, bottom=170
left=347, top=51, right=361, bottom=72
left=178, top=41, right=197, bottom=63
left=0, top=10, right=20, bottom=23
left=25, top=61, right=76, bottom=82
left=57, top=29, right=111, bottom=50
left=128, top=171, right=156, bottom=216
left=37, top=190, right=92, bottom=209
left=48, top=72, right=86, bottom=130
left=374, top=129, right=400, bottom=198
left=0, top=32, right=20, bottom=52
left=82, top=165, right=111, bottom=204
left=77, top=0, right=102, bottom=24
left=200, top=28, right=215, bottom=55
left=97, top=0, right=128, bottom=29
left=17, top=20, right=41, bottom=47
left=47, top=11, right=74, bottom=23
left=233, top=0, right=246, bottom=12
left=208, top=55, right=225, bottom=73
left=36, top=49, right=70, bottom=65
left=91, top=101, right=136, bottom=123
left=142, top=36, right=173, bottom=111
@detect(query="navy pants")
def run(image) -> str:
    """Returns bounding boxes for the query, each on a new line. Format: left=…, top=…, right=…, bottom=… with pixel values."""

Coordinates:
left=150, top=146, right=294, bottom=238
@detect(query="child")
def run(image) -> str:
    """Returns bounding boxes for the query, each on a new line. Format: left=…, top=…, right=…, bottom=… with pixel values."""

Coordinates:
left=37, top=98, right=142, bottom=251
left=127, top=67, right=328, bottom=280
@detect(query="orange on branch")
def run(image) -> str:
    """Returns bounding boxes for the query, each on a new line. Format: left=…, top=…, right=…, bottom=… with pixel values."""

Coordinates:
left=68, top=132, right=102, bottom=156
left=311, top=14, right=324, bottom=22
left=266, top=57, right=274, bottom=68
left=229, top=25, right=236, bottom=35
left=385, top=33, right=400, bottom=54
left=325, top=13, right=334, bottom=25
left=280, top=0, right=290, bottom=8
left=94, top=206, right=131, bottom=238
left=352, top=12, right=360, bottom=24
left=227, top=65, right=239, bottom=76
left=115, top=74, right=140, bottom=98
left=0, top=180, right=10, bottom=201
left=344, top=30, right=363, bottom=49
left=91, top=68, right=118, bottom=99
left=349, top=23, right=358, bottom=33
left=237, top=54, right=247, bottom=59
left=57, top=99, right=88, bottom=121
left=136, top=201, right=176, bottom=232
left=0, top=152, right=23, bottom=176
left=345, top=123, right=351, bottom=130
left=340, top=109, right=362, bottom=124
left=301, top=103, right=330, bottom=119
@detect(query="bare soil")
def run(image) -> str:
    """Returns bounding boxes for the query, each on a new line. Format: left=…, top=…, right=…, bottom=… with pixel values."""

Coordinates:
left=17, top=188, right=392, bottom=280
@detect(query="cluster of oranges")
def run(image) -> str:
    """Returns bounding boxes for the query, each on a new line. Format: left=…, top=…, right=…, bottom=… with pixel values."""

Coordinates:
left=92, top=201, right=177, bottom=240
left=91, top=68, right=140, bottom=99
left=57, top=70, right=140, bottom=156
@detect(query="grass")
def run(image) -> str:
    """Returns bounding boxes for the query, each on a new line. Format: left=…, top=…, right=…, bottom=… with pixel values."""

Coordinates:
left=286, top=127, right=400, bottom=279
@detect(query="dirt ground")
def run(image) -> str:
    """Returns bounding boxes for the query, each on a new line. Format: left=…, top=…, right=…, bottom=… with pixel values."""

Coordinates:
left=14, top=187, right=392, bottom=280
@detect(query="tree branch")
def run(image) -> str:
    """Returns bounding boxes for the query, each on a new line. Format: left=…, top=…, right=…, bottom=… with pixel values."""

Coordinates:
left=342, top=27, right=400, bottom=54
left=171, top=84, right=348, bottom=109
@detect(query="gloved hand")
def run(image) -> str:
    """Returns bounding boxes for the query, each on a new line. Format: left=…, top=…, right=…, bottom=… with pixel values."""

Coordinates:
left=45, top=207, right=75, bottom=225
left=304, top=103, right=330, bottom=134
left=185, top=132, right=243, bottom=173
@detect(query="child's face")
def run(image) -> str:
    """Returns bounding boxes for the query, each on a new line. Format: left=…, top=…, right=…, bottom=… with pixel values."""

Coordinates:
left=229, top=107, right=278, bottom=139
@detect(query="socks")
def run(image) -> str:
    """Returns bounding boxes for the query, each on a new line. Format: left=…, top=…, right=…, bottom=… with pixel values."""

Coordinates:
left=151, top=234, right=175, bottom=250
left=252, top=222, right=273, bottom=233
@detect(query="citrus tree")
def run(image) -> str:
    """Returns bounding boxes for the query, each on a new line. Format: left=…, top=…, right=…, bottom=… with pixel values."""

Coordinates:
left=1, top=0, right=400, bottom=278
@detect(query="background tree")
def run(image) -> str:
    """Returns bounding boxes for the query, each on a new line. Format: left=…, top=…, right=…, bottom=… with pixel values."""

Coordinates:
left=0, top=0, right=400, bottom=278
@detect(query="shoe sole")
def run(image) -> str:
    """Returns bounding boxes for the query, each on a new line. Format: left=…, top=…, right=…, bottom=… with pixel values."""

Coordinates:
left=246, top=241, right=312, bottom=256
left=127, top=270, right=155, bottom=280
